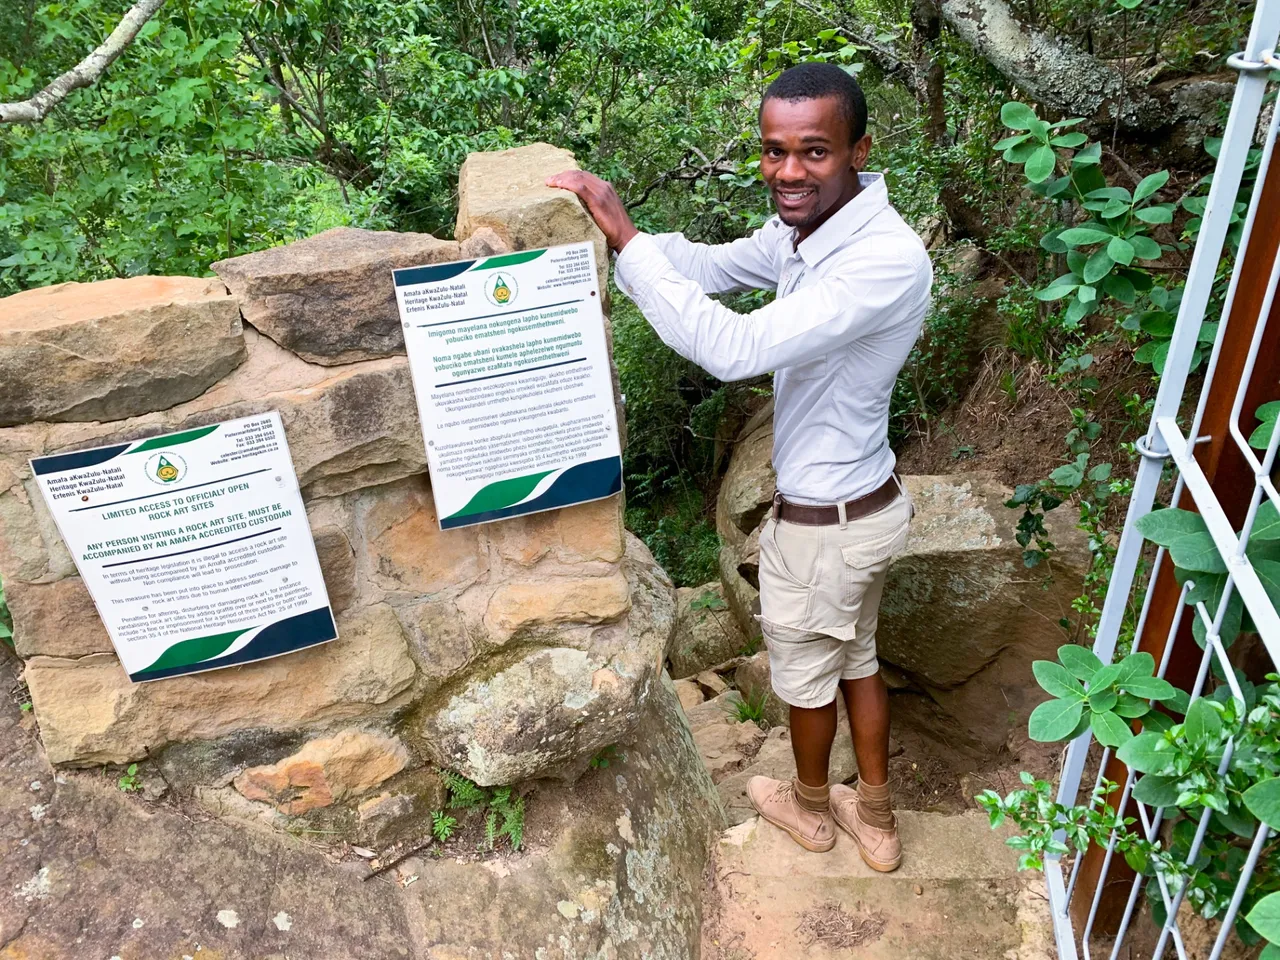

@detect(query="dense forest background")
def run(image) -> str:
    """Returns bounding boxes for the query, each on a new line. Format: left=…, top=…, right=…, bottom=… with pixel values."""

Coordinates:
left=0, top=0, right=1263, bottom=601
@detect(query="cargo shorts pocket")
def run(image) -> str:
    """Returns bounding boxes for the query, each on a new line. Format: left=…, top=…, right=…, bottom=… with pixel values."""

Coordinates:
left=758, top=519, right=822, bottom=628
left=839, top=520, right=910, bottom=571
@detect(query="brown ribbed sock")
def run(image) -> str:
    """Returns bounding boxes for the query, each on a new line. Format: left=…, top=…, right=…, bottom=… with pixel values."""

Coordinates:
left=857, top=778, right=894, bottom=829
left=793, top=778, right=830, bottom=813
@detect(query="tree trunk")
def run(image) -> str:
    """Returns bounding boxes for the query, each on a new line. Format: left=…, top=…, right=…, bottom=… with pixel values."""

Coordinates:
left=940, top=0, right=1230, bottom=138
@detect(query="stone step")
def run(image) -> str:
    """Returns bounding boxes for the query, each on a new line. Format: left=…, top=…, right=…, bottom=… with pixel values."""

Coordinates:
left=703, top=812, right=1056, bottom=960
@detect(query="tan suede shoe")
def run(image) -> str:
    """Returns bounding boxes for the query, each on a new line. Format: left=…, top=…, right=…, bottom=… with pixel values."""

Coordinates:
left=830, top=783, right=902, bottom=872
left=747, top=776, right=836, bottom=852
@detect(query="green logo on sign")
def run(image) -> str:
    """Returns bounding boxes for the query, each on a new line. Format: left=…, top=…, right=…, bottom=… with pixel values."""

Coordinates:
left=155, top=456, right=179, bottom=482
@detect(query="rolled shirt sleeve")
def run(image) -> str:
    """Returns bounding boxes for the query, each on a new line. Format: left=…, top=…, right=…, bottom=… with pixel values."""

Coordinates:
left=614, top=231, right=929, bottom=383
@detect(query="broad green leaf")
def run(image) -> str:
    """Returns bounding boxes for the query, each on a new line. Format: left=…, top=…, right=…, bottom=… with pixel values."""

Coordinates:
left=1259, top=943, right=1280, bottom=960
left=1168, top=530, right=1228, bottom=573
left=1089, top=686, right=1118, bottom=714
left=1049, top=463, right=1084, bottom=488
left=1245, top=893, right=1280, bottom=945
left=1255, top=559, right=1280, bottom=615
left=1136, top=507, right=1207, bottom=546
left=1117, top=731, right=1173, bottom=774
left=1184, top=698, right=1223, bottom=744
left=1252, top=501, right=1280, bottom=541
left=1139, top=310, right=1175, bottom=337
left=1123, top=675, right=1177, bottom=700
left=1133, top=170, right=1170, bottom=202
left=1028, top=697, right=1085, bottom=742
left=1050, top=132, right=1087, bottom=148
left=1091, top=709, right=1133, bottom=747
left=1242, top=779, right=1280, bottom=829
left=1000, top=101, right=1040, bottom=130
left=1132, top=774, right=1180, bottom=807
left=1086, top=186, right=1131, bottom=201
left=1103, top=273, right=1136, bottom=303
left=1040, top=228, right=1069, bottom=253
left=1005, top=140, right=1041, bottom=163
left=1108, top=236, right=1135, bottom=266
left=1059, top=644, right=1103, bottom=680
left=1152, top=340, right=1172, bottom=374
left=1083, top=247, right=1115, bottom=283
left=1088, top=663, right=1123, bottom=694
left=1088, top=462, right=1113, bottom=482
left=1100, top=199, right=1131, bottom=219
left=1077, top=285, right=1097, bottom=304
left=1116, top=651, right=1155, bottom=682
left=1114, top=693, right=1151, bottom=718
left=1024, top=144, right=1057, bottom=183
left=1059, top=226, right=1113, bottom=246
left=1033, top=660, right=1086, bottom=699
left=1130, top=235, right=1163, bottom=260
left=1036, top=281, right=1079, bottom=301
left=1073, top=142, right=1102, bottom=166
left=1141, top=709, right=1174, bottom=733
left=1135, top=205, right=1174, bottom=224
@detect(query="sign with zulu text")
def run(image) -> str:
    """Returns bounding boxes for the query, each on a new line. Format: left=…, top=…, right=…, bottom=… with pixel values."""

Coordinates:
left=393, top=242, right=623, bottom=529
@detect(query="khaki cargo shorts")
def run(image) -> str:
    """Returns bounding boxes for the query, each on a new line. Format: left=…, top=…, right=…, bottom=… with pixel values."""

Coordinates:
left=756, top=488, right=912, bottom=709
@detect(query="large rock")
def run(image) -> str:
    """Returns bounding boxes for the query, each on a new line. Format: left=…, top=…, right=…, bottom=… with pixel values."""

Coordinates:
left=401, top=678, right=724, bottom=959
left=212, top=227, right=505, bottom=365
left=0, top=276, right=246, bottom=426
left=455, top=143, right=608, bottom=293
left=23, top=604, right=418, bottom=766
left=233, top=729, right=409, bottom=814
left=415, top=535, right=675, bottom=785
left=3, top=649, right=723, bottom=960
left=668, top=582, right=749, bottom=678
left=716, top=419, right=775, bottom=541
left=879, top=474, right=1088, bottom=689
left=7, top=576, right=112, bottom=659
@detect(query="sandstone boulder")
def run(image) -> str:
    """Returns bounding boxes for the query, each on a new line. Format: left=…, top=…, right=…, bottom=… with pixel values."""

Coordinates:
left=716, top=419, right=775, bottom=542
left=415, top=535, right=675, bottom=784
left=401, top=679, right=723, bottom=958
left=719, top=540, right=763, bottom=642
left=212, top=227, right=505, bottom=365
left=7, top=576, right=111, bottom=659
left=668, top=582, right=749, bottom=679
left=0, top=276, right=246, bottom=426
left=23, top=603, right=418, bottom=766
left=233, top=729, right=409, bottom=814
left=879, top=474, right=1088, bottom=689
left=455, top=143, right=608, bottom=292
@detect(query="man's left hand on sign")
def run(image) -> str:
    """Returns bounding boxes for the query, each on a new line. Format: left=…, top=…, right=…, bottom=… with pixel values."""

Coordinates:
left=545, top=171, right=639, bottom=254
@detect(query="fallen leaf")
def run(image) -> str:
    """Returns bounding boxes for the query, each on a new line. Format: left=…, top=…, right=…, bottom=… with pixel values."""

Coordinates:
left=352, top=846, right=377, bottom=858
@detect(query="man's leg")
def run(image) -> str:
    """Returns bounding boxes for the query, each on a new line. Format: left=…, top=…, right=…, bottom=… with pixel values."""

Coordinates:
left=789, top=699, right=838, bottom=786
left=839, top=673, right=889, bottom=785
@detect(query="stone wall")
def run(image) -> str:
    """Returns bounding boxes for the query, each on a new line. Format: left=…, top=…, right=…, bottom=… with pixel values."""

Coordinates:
left=1, top=142, right=721, bottom=879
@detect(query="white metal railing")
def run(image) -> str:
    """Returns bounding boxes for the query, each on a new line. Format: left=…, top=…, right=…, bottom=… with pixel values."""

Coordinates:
left=1046, top=3, right=1280, bottom=956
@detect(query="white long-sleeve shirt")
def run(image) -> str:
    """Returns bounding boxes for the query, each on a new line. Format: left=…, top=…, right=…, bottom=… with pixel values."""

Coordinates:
left=614, top=173, right=932, bottom=504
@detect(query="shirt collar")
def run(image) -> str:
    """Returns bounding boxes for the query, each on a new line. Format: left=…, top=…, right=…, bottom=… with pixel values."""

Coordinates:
left=794, top=172, right=888, bottom=268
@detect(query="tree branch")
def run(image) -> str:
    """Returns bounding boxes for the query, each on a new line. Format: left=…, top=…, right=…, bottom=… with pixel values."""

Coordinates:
left=939, top=0, right=1230, bottom=137
left=0, top=0, right=167, bottom=124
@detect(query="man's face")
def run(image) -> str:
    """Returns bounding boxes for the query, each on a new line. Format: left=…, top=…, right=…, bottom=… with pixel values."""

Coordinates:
left=759, top=95, right=871, bottom=232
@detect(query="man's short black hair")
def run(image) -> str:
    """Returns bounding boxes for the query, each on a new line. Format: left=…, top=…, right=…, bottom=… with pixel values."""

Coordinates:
left=760, top=62, right=868, bottom=143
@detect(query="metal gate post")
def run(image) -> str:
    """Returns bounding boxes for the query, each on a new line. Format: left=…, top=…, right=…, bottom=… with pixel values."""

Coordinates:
left=1068, top=92, right=1280, bottom=936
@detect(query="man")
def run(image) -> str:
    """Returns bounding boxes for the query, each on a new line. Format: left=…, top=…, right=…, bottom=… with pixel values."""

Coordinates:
left=548, top=62, right=931, bottom=872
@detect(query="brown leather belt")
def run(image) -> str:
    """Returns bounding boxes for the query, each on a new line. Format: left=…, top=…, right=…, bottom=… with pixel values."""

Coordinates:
left=772, top=475, right=901, bottom=526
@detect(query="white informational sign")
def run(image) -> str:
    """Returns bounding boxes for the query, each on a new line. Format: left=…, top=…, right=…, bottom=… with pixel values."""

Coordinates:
left=30, top=413, right=337, bottom=682
left=393, top=242, right=623, bottom=529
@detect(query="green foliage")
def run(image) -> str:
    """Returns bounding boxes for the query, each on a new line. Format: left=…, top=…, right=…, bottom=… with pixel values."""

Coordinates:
left=431, top=810, right=457, bottom=842
left=589, top=745, right=620, bottom=769
left=438, top=770, right=524, bottom=850
left=1137, top=496, right=1280, bottom=649
left=728, top=687, right=769, bottom=725
left=442, top=769, right=486, bottom=810
left=117, top=763, right=142, bottom=792
left=0, top=574, right=12, bottom=648
left=1027, top=646, right=1175, bottom=746
left=484, top=786, right=524, bottom=851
